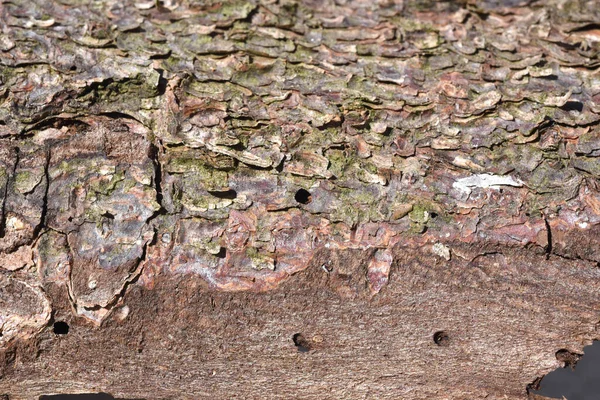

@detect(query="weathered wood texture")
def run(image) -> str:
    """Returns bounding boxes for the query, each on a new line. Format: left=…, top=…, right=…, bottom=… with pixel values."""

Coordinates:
left=1, top=0, right=600, bottom=398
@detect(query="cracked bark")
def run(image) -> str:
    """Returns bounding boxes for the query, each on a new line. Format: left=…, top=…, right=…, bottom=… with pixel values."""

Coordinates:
left=1, top=0, right=600, bottom=399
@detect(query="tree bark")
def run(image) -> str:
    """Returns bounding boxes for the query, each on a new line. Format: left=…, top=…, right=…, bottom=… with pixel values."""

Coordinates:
left=1, top=0, right=600, bottom=398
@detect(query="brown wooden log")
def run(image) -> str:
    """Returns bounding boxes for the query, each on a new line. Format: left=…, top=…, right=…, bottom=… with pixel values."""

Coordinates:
left=1, top=0, right=600, bottom=398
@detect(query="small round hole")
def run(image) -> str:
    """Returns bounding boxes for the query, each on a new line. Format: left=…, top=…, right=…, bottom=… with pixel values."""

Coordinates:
left=433, top=330, right=449, bottom=346
left=429, top=212, right=438, bottom=219
left=215, top=247, right=227, bottom=259
left=295, top=189, right=312, bottom=205
left=292, top=333, right=310, bottom=353
left=53, top=321, right=69, bottom=335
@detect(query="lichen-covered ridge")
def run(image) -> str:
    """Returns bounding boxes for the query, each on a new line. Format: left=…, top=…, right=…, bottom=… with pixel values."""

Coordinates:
left=1, top=0, right=600, bottom=398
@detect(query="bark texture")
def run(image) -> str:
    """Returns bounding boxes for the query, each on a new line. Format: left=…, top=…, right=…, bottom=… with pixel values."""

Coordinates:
left=1, top=0, right=600, bottom=398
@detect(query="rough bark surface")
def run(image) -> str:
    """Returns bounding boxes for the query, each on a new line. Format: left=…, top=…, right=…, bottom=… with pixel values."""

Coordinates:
left=1, top=0, right=600, bottom=398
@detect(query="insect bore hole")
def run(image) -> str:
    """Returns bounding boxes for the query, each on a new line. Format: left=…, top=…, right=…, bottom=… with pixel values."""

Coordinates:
left=295, top=189, right=312, bottom=205
left=433, top=330, right=449, bottom=346
left=292, top=333, right=311, bottom=353
left=53, top=321, right=70, bottom=335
